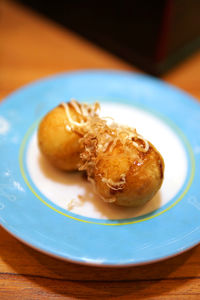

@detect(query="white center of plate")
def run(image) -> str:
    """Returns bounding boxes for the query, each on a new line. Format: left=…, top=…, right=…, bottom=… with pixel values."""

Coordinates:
left=26, top=103, right=188, bottom=219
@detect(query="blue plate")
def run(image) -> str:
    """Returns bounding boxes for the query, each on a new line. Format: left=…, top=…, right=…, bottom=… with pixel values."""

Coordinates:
left=0, top=70, right=200, bottom=266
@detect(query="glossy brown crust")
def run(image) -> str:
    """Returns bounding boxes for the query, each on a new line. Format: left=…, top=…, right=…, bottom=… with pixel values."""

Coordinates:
left=38, top=104, right=81, bottom=171
left=93, top=141, right=164, bottom=207
left=38, top=103, right=164, bottom=207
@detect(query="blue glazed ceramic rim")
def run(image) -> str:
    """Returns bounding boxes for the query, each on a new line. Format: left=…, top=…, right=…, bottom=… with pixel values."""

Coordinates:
left=0, top=70, right=200, bottom=266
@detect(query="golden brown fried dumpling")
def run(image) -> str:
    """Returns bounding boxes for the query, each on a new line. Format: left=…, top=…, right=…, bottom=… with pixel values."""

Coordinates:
left=38, top=100, right=164, bottom=207
left=79, top=117, right=164, bottom=207
left=38, top=100, right=99, bottom=170
left=93, top=141, right=164, bottom=207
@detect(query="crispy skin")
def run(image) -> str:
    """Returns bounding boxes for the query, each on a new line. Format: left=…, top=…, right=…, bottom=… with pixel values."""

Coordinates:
left=93, top=141, right=164, bottom=207
left=38, top=104, right=81, bottom=170
left=38, top=101, right=164, bottom=207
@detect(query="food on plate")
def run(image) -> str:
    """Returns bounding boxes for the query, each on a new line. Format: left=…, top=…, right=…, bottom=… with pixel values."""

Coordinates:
left=79, top=116, right=164, bottom=207
left=38, top=100, right=99, bottom=170
left=38, top=100, right=164, bottom=207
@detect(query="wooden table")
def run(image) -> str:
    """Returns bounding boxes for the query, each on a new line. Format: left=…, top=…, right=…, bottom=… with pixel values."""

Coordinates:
left=1, top=1, right=200, bottom=299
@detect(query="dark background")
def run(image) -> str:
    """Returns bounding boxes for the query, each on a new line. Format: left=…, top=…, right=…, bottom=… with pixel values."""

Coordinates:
left=17, top=0, right=200, bottom=75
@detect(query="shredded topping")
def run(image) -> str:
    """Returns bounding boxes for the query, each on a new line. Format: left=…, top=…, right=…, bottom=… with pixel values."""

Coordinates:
left=61, top=100, right=100, bottom=134
left=61, top=99, right=150, bottom=203
left=61, top=99, right=149, bottom=154
left=67, top=198, right=81, bottom=210
left=101, top=174, right=126, bottom=191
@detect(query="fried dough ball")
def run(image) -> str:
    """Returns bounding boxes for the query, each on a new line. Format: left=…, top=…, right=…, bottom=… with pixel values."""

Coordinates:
left=38, top=100, right=164, bottom=207
left=38, top=101, right=100, bottom=171
left=38, top=103, right=81, bottom=170
left=93, top=142, right=164, bottom=207
left=79, top=117, right=164, bottom=207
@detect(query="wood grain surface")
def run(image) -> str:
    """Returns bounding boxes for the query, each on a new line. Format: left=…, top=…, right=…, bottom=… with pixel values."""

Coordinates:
left=0, top=0, right=200, bottom=299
